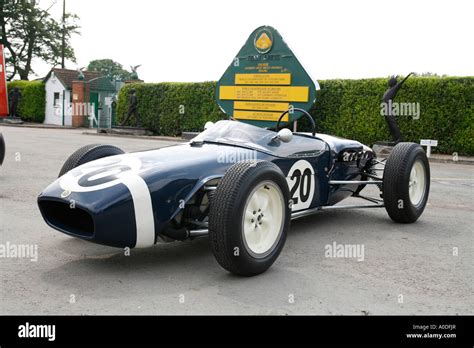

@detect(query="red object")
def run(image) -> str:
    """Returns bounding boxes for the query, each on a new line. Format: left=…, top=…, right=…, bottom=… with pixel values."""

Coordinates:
left=0, top=44, right=9, bottom=117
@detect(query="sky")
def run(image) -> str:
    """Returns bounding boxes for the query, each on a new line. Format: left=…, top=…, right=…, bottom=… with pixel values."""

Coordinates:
left=31, top=0, right=474, bottom=82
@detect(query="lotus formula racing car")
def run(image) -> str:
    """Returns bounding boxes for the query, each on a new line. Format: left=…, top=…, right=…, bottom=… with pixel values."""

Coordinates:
left=38, top=110, right=430, bottom=276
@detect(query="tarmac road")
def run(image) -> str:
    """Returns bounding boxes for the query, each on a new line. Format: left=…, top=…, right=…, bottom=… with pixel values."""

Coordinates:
left=0, top=126, right=472, bottom=315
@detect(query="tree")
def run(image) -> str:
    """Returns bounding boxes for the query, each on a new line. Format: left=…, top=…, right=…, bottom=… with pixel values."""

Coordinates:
left=0, top=0, right=80, bottom=80
left=87, top=59, right=133, bottom=81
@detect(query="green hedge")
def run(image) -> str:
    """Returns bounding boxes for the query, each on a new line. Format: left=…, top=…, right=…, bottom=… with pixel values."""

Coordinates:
left=7, top=81, right=46, bottom=123
left=310, top=77, right=474, bottom=155
left=117, top=77, right=474, bottom=155
left=117, top=82, right=226, bottom=136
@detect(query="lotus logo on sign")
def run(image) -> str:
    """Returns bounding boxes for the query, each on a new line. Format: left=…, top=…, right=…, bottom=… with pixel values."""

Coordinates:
left=254, top=29, right=273, bottom=54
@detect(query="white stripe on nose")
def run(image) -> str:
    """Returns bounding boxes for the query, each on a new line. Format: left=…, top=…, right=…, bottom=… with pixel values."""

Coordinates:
left=120, top=172, right=155, bottom=248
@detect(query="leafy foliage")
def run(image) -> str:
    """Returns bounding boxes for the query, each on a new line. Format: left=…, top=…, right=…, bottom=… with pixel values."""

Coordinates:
left=117, top=77, right=474, bottom=155
left=0, top=0, right=80, bottom=80
left=310, top=77, right=474, bottom=155
left=116, top=82, right=227, bottom=136
left=7, top=80, right=45, bottom=122
left=87, top=59, right=133, bottom=81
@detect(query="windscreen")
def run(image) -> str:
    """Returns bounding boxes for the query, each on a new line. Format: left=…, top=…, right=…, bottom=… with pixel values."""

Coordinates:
left=194, top=120, right=274, bottom=150
left=192, top=120, right=326, bottom=158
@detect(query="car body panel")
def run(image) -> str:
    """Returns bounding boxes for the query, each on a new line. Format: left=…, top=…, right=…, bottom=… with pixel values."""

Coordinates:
left=38, top=120, right=374, bottom=249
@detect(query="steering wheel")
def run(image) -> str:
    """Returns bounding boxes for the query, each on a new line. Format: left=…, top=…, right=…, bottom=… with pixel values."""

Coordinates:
left=275, top=108, right=316, bottom=137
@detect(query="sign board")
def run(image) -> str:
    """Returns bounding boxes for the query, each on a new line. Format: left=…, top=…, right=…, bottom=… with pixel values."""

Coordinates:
left=420, top=139, right=438, bottom=147
left=216, top=26, right=317, bottom=128
left=0, top=45, right=9, bottom=117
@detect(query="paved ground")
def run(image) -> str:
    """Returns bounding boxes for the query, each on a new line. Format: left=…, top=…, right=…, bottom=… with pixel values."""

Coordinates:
left=0, top=126, right=472, bottom=315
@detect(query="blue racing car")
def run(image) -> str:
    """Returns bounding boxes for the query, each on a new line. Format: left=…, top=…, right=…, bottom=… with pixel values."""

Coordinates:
left=38, top=111, right=430, bottom=276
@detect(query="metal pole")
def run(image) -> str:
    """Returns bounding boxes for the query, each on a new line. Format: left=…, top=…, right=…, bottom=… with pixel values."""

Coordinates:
left=426, top=145, right=431, bottom=158
left=61, top=0, right=66, bottom=68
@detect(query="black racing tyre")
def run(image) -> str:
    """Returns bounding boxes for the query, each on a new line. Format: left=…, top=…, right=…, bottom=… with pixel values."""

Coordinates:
left=0, top=133, right=5, bottom=166
left=209, top=160, right=291, bottom=276
left=383, top=142, right=430, bottom=223
left=58, top=144, right=125, bottom=177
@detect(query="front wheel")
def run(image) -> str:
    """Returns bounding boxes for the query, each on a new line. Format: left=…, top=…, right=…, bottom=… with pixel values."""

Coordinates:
left=58, top=144, right=125, bottom=177
left=383, top=142, right=430, bottom=223
left=209, top=160, right=291, bottom=276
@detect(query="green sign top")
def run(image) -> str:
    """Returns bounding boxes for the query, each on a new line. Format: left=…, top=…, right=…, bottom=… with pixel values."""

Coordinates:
left=216, top=26, right=318, bottom=128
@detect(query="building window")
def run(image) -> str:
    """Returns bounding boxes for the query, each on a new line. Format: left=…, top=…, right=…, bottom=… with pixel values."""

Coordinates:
left=53, top=92, right=60, bottom=107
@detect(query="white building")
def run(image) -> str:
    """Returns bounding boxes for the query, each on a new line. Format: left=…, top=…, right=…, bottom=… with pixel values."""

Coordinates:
left=43, top=68, right=117, bottom=127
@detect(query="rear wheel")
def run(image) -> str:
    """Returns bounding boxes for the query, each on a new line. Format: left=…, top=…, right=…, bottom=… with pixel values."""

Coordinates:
left=58, top=144, right=125, bottom=177
left=383, top=142, right=430, bottom=223
left=209, top=160, right=291, bottom=276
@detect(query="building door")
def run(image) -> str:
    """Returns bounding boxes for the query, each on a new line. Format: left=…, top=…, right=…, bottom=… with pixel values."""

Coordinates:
left=87, top=92, right=99, bottom=128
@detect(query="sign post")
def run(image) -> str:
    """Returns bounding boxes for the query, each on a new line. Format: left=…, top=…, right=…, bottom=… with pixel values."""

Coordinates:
left=0, top=45, right=9, bottom=117
left=420, top=139, right=438, bottom=157
left=216, top=26, right=318, bottom=128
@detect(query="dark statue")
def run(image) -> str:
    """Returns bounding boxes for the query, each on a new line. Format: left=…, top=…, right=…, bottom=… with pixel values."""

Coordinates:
left=382, top=73, right=413, bottom=143
left=130, top=65, right=141, bottom=81
left=8, top=87, right=22, bottom=118
left=120, top=89, right=141, bottom=127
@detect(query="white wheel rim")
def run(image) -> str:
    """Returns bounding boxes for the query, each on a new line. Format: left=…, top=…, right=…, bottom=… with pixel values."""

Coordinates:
left=242, top=181, right=285, bottom=258
left=409, top=160, right=426, bottom=206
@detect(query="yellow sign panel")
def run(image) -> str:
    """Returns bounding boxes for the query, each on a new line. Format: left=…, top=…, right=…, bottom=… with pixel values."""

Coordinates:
left=235, top=73, right=291, bottom=85
left=234, top=101, right=289, bottom=112
left=234, top=110, right=289, bottom=122
left=220, top=86, right=309, bottom=102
